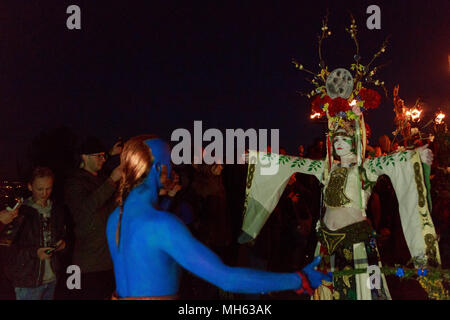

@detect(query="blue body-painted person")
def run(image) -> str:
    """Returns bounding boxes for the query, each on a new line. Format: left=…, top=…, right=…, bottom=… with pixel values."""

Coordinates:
left=106, top=135, right=331, bottom=299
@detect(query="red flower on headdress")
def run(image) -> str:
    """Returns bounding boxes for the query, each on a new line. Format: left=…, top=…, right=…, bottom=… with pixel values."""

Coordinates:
left=328, top=97, right=350, bottom=116
left=310, top=95, right=331, bottom=116
left=358, top=88, right=381, bottom=109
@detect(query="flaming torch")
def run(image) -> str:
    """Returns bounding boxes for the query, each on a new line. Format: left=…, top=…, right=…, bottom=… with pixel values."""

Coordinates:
left=435, top=112, right=445, bottom=125
left=406, top=108, right=422, bottom=122
left=434, top=111, right=447, bottom=137
left=433, top=111, right=448, bottom=168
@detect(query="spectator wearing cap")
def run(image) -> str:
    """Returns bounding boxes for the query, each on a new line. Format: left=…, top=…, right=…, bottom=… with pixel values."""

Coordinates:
left=64, top=136, right=122, bottom=300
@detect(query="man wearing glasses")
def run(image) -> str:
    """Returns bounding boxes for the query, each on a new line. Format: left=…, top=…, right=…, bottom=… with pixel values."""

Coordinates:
left=64, top=136, right=122, bottom=300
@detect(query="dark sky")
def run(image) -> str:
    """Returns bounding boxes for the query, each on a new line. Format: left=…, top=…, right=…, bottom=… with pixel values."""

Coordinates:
left=1, top=0, right=449, bottom=180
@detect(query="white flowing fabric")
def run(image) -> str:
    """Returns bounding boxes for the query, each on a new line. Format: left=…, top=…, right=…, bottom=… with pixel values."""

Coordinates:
left=241, top=150, right=440, bottom=266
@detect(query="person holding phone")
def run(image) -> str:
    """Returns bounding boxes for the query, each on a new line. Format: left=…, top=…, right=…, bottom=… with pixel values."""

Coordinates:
left=5, top=167, right=66, bottom=300
left=0, top=208, right=19, bottom=225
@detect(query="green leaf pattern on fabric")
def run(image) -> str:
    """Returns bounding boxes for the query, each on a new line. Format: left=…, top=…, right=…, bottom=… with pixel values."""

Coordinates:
left=376, top=157, right=383, bottom=170
left=291, top=158, right=307, bottom=168
left=399, top=152, right=408, bottom=162
left=262, top=151, right=409, bottom=173
left=261, top=153, right=276, bottom=161
left=278, top=155, right=290, bottom=165
left=381, top=154, right=395, bottom=167
left=368, top=159, right=376, bottom=174
left=367, top=151, right=411, bottom=174
left=308, top=160, right=322, bottom=172
left=260, top=154, right=323, bottom=173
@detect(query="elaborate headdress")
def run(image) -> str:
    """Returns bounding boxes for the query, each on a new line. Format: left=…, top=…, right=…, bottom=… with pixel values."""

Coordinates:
left=292, top=12, right=389, bottom=169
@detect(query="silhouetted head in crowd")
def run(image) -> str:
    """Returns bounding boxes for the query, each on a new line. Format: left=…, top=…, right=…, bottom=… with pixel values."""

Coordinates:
left=378, top=135, right=391, bottom=154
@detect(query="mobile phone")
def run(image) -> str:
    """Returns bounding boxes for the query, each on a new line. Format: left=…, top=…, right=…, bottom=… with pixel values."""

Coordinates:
left=6, top=198, right=23, bottom=212
left=45, top=246, right=58, bottom=255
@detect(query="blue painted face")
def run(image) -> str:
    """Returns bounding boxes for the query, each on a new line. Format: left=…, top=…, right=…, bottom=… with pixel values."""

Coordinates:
left=144, top=139, right=173, bottom=190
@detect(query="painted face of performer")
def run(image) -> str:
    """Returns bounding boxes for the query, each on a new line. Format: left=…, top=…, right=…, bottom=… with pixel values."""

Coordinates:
left=333, top=135, right=354, bottom=158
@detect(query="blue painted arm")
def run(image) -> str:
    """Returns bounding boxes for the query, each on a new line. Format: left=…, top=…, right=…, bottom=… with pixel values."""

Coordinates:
left=157, top=213, right=302, bottom=294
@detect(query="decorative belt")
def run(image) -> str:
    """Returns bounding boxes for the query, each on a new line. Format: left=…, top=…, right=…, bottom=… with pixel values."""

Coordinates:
left=112, top=291, right=178, bottom=300
left=318, top=220, right=373, bottom=255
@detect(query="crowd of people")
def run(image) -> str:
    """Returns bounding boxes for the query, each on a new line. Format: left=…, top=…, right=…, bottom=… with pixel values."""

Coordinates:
left=0, top=131, right=448, bottom=300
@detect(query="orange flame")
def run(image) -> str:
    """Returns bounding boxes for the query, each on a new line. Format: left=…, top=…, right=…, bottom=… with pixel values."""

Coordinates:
left=310, top=112, right=322, bottom=119
left=435, top=112, right=445, bottom=125
left=406, top=108, right=422, bottom=122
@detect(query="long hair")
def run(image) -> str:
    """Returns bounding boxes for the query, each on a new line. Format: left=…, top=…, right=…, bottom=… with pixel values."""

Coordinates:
left=115, top=134, right=158, bottom=247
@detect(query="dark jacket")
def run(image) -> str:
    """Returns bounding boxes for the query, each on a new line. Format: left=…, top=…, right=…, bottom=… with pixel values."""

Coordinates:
left=64, top=169, right=117, bottom=273
left=187, top=167, right=232, bottom=247
left=5, top=202, right=66, bottom=288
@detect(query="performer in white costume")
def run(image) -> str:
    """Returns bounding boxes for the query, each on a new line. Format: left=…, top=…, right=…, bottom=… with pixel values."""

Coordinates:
left=239, top=15, right=441, bottom=300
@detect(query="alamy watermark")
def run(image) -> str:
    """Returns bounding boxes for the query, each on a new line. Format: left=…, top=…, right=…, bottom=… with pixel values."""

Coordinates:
left=65, top=5, right=381, bottom=31
left=171, top=121, right=280, bottom=175
left=366, top=265, right=381, bottom=290
left=66, top=5, right=81, bottom=30
left=66, top=262, right=382, bottom=293
left=366, top=5, right=381, bottom=30
left=66, top=265, right=81, bottom=290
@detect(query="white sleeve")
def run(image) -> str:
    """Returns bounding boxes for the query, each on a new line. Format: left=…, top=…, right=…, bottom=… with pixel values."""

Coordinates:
left=240, top=151, right=324, bottom=241
left=364, top=151, right=441, bottom=266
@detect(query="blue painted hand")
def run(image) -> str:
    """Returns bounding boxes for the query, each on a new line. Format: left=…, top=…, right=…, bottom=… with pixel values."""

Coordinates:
left=302, top=256, right=332, bottom=289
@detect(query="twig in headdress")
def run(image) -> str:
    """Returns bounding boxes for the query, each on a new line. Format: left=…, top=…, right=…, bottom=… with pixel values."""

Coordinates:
left=292, top=59, right=317, bottom=76
left=296, top=90, right=310, bottom=98
left=366, top=35, right=391, bottom=71
left=368, top=60, right=391, bottom=77
left=346, top=13, right=360, bottom=59
left=366, top=78, right=388, bottom=97
left=318, top=9, right=331, bottom=68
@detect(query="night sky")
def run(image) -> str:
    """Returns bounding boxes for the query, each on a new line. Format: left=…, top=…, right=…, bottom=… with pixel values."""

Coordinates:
left=1, top=0, right=449, bottom=180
